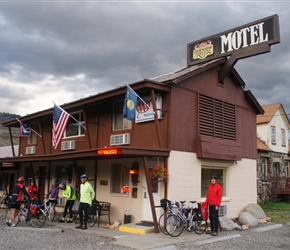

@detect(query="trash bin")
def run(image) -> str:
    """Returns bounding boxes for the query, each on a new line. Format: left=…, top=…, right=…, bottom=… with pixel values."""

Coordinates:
left=124, top=213, right=131, bottom=224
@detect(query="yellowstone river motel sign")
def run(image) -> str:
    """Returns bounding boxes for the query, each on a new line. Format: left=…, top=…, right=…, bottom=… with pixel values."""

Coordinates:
left=187, top=15, right=280, bottom=83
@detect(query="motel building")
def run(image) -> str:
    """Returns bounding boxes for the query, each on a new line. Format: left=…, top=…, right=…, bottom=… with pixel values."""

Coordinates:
left=0, top=15, right=280, bottom=232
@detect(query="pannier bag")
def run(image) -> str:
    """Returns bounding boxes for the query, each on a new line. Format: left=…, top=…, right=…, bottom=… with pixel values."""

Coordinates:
left=198, top=202, right=208, bottom=221
left=160, top=198, right=170, bottom=209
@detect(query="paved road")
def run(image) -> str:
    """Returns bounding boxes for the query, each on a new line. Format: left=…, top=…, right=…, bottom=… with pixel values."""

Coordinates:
left=1, top=210, right=290, bottom=250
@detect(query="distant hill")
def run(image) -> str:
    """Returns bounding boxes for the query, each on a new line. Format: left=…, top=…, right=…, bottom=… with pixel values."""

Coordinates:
left=0, top=112, right=20, bottom=146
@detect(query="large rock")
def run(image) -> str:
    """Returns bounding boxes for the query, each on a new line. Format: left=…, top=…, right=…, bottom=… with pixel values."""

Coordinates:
left=219, top=216, right=241, bottom=231
left=241, top=203, right=267, bottom=219
left=239, top=212, right=259, bottom=227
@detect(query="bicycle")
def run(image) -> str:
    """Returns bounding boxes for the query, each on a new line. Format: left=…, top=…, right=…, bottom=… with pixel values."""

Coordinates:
left=41, top=198, right=55, bottom=222
left=160, top=200, right=208, bottom=237
left=5, top=199, right=46, bottom=228
left=75, top=200, right=100, bottom=227
left=0, top=193, right=10, bottom=225
left=158, top=199, right=180, bottom=235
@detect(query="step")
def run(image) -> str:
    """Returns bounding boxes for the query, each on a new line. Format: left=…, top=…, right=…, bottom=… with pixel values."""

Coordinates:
left=119, top=222, right=155, bottom=234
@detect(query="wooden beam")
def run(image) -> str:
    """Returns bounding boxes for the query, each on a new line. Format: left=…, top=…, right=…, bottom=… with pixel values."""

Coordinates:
left=143, top=156, right=159, bottom=233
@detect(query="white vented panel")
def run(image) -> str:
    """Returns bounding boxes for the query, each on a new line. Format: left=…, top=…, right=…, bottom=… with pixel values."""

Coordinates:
left=110, top=134, right=130, bottom=146
left=61, top=140, right=75, bottom=150
left=26, top=146, right=36, bottom=155
left=219, top=205, right=227, bottom=216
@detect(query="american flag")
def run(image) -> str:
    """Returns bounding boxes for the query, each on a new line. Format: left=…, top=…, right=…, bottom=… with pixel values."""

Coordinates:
left=52, top=104, right=70, bottom=149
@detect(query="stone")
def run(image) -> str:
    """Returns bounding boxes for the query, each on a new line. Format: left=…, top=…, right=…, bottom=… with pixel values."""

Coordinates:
left=239, top=212, right=259, bottom=228
left=241, top=203, right=267, bottom=219
left=219, top=216, right=241, bottom=231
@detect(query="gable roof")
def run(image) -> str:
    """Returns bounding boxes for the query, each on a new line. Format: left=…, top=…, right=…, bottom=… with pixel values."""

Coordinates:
left=256, top=103, right=290, bottom=127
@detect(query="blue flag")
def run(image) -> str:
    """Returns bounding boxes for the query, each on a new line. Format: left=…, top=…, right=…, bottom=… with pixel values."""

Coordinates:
left=20, top=121, right=31, bottom=137
left=123, top=86, right=138, bottom=121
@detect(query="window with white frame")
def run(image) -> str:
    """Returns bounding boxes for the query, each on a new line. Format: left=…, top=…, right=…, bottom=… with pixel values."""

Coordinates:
left=65, top=111, right=85, bottom=137
left=281, top=129, right=286, bottom=146
left=285, top=161, right=289, bottom=178
left=113, top=100, right=132, bottom=131
left=271, top=126, right=276, bottom=144
left=261, top=158, right=267, bottom=180
left=201, top=167, right=226, bottom=198
left=111, top=164, right=130, bottom=194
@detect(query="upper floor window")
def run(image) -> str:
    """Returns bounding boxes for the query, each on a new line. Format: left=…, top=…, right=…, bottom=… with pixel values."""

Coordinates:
left=281, top=129, right=286, bottom=147
left=65, top=111, right=85, bottom=137
left=271, top=126, right=276, bottom=144
left=113, top=100, right=132, bottom=131
left=199, top=94, right=236, bottom=141
left=28, top=122, right=38, bottom=145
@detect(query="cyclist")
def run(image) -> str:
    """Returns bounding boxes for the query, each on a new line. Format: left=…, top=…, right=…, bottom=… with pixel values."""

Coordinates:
left=75, top=174, right=95, bottom=230
left=7, top=177, right=30, bottom=227
left=46, top=179, right=59, bottom=221
left=58, top=182, right=76, bottom=223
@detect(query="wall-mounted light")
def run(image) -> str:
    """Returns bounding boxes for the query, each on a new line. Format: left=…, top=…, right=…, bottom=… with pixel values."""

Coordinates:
left=129, top=162, right=139, bottom=186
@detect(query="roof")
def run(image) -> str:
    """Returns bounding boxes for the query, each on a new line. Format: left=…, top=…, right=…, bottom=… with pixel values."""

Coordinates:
left=257, top=138, right=272, bottom=152
left=256, top=103, right=281, bottom=124
left=0, top=145, right=19, bottom=158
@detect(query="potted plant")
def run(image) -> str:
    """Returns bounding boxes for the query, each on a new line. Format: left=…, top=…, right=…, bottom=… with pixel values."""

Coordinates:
left=150, top=165, right=168, bottom=181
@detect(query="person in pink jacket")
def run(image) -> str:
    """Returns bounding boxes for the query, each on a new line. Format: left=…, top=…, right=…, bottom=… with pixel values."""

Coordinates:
left=205, top=174, right=222, bottom=236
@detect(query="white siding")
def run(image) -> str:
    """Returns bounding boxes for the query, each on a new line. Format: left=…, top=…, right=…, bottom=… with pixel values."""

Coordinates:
left=168, top=151, right=257, bottom=218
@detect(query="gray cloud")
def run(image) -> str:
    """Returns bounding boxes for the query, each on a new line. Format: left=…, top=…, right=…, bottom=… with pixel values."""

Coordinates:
left=0, top=1, right=289, bottom=117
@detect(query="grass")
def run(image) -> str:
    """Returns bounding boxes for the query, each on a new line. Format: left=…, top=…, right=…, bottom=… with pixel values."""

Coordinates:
left=259, top=201, right=290, bottom=224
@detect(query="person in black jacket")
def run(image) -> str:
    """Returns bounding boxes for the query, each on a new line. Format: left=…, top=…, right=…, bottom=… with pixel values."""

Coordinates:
left=7, top=177, right=30, bottom=227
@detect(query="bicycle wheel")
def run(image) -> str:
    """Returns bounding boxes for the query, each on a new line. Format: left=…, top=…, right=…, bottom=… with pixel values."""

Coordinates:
left=30, top=209, right=46, bottom=228
left=87, top=214, right=97, bottom=227
left=166, top=214, right=185, bottom=237
left=5, top=209, right=20, bottom=226
left=158, top=212, right=170, bottom=235
left=192, top=214, right=207, bottom=234
left=48, top=207, right=54, bottom=222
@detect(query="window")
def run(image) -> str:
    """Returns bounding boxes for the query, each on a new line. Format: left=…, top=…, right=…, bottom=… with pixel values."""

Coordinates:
left=285, top=161, right=289, bottom=178
left=271, top=126, right=276, bottom=144
left=201, top=168, right=226, bottom=198
left=272, top=162, right=280, bottom=177
left=199, top=94, right=236, bottom=141
left=281, top=129, right=286, bottom=146
left=65, top=111, right=85, bottom=137
left=113, top=100, right=132, bottom=131
left=111, top=164, right=129, bottom=194
left=261, top=158, right=267, bottom=180
left=28, top=122, right=38, bottom=145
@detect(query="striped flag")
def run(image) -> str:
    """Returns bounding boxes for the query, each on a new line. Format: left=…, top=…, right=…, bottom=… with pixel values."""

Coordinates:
left=52, top=104, right=70, bottom=149
left=18, top=120, right=31, bottom=137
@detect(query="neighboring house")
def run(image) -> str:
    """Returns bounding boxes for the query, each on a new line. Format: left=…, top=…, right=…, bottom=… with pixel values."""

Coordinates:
left=256, top=103, right=290, bottom=202
left=0, top=58, right=263, bottom=228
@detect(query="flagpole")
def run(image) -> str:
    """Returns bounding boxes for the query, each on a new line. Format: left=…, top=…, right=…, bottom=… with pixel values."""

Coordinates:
left=16, top=118, right=42, bottom=138
left=53, top=102, right=87, bottom=130
left=124, top=82, right=156, bottom=114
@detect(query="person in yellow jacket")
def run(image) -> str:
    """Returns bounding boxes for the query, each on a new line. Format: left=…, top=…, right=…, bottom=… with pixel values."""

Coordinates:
left=58, top=182, right=76, bottom=223
left=75, top=174, right=95, bottom=230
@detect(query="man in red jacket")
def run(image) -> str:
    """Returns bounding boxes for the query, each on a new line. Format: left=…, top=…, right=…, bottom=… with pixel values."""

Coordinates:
left=205, top=174, right=222, bottom=236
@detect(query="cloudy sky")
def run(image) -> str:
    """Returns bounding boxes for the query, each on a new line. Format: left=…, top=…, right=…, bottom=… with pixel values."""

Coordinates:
left=0, top=1, right=289, bottom=118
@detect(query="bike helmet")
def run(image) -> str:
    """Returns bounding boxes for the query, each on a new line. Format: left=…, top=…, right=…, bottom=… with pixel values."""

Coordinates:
left=18, top=176, right=25, bottom=182
left=80, top=174, right=88, bottom=179
left=59, top=182, right=66, bottom=190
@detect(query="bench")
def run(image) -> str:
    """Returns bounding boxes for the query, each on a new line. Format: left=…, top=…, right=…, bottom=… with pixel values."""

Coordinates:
left=97, top=201, right=111, bottom=227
